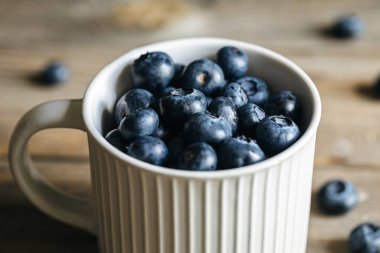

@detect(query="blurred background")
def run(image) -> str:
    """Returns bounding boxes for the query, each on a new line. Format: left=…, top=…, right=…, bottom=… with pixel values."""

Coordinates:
left=1, top=0, right=380, bottom=252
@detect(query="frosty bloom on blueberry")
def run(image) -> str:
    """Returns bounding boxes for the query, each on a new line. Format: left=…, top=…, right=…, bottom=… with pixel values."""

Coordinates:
left=104, top=47, right=303, bottom=170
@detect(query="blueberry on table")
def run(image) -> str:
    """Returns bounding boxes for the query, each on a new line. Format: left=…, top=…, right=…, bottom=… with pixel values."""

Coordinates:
left=208, top=97, right=238, bottom=134
left=329, top=15, right=364, bottom=39
left=131, top=51, right=175, bottom=93
left=217, top=46, right=249, bottom=80
left=127, top=136, right=168, bottom=166
left=265, top=90, right=300, bottom=122
left=105, top=129, right=128, bottom=153
left=118, top=108, right=159, bottom=142
left=255, top=115, right=301, bottom=156
left=159, top=88, right=207, bottom=129
left=114, top=88, right=155, bottom=126
left=183, top=113, right=232, bottom=146
left=38, top=61, right=70, bottom=85
left=348, top=223, right=380, bottom=253
left=235, top=76, right=269, bottom=106
left=223, top=82, right=248, bottom=109
left=217, top=137, right=266, bottom=169
left=237, top=103, right=266, bottom=138
left=177, top=142, right=217, bottom=171
left=317, top=179, right=358, bottom=215
left=182, top=58, right=225, bottom=96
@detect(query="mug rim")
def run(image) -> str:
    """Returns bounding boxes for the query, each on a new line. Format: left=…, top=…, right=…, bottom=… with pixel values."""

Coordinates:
left=82, top=37, right=321, bottom=179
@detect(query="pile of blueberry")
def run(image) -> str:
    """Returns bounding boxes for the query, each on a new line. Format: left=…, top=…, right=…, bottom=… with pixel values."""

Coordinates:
left=105, top=46, right=302, bottom=171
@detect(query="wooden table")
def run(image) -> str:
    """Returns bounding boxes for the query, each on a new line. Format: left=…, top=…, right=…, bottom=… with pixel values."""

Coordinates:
left=1, top=0, right=380, bottom=252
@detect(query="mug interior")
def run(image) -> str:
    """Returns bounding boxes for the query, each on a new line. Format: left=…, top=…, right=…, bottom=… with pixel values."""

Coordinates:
left=83, top=38, right=321, bottom=178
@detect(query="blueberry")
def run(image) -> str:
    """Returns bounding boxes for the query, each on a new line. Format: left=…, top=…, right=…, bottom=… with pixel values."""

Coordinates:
left=255, top=115, right=301, bottom=156
left=150, top=123, right=169, bottom=140
left=318, top=180, right=358, bottom=215
left=118, top=108, right=159, bottom=142
left=159, top=88, right=207, bottom=129
left=235, top=76, right=269, bottom=106
left=217, top=46, right=249, bottom=80
left=114, top=88, right=155, bottom=126
left=223, top=82, right=248, bottom=109
left=39, top=61, right=70, bottom=85
left=329, top=15, right=364, bottom=39
left=217, top=137, right=266, bottom=169
left=238, top=103, right=266, bottom=138
left=105, top=129, right=128, bottom=153
left=182, top=58, right=225, bottom=96
left=159, top=86, right=176, bottom=98
left=348, top=223, right=380, bottom=253
left=183, top=113, right=232, bottom=146
left=131, top=52, right=175, bottom=93
left=265, top=90, right=300, bottom=122
left=170, top=63, right=185, bottom=87
left=127, top=136, right=168, bottom=166
left=208, top=97, right=238, bottom=134
left=177, top=142, right=217, bottom=171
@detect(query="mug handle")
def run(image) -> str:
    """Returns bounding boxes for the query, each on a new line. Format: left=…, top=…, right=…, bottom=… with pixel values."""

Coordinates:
left=8, top=99, right=95, bottom=234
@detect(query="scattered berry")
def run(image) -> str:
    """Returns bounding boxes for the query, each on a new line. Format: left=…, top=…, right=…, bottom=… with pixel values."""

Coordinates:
left=348, top=223, right=380, bottom=253
left=38, top=61, right=70, bottom=85
left=329, top=15, right=364, bottom=39
left=317, top=179, right=358, bottom=215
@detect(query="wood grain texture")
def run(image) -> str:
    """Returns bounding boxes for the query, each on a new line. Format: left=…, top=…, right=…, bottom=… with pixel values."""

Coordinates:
left=1, top=0, right=380, bottom=252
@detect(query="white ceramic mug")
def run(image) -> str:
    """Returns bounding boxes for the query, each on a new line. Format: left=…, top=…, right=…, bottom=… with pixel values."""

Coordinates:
left=9, top=38, right=321, bottom=253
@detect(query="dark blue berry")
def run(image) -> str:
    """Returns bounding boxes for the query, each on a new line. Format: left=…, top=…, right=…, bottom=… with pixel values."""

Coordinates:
left=150, top=123, right=169, bottom=140
left=159, top=86, right=176, bottom=98
left=105, top=129, right=128, bottom=153
left=208, top=97, right=238, bottom=134
left=255, top=115, right=301, bottom=156
left=330, top=15, right=364, bottom=39
left=217, top=46, right=249, bottom=80
left=238, top=103, right=266, bottom=138
left=182, top=58, right=225, bottom=96
left=348, top=223, right=380, bottom=253
left=317, top=179, right=358, bottom=215
left=127, top=136, right=168, bottom=165
left=183, top=113, right=232, bottom=146
left=235, top=76, right=269, bottom=106
left=170, top=63, right=185, bottom=87
left=223, top=82, right=248, bottom=108
left=39, top=62, right=70, bottom=84
left=159, top=88, right=207, bottom=129
left=265, top=90, right=300, bottom=122
left=177, top=142, right=217, bottom=171
left=131, top=52, right=175, bottom=93
left=118, top=108, right=159, bottom=142
left=217, top=137, right=265, bottom=169
left=114, top=88, right=155, bottom=126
